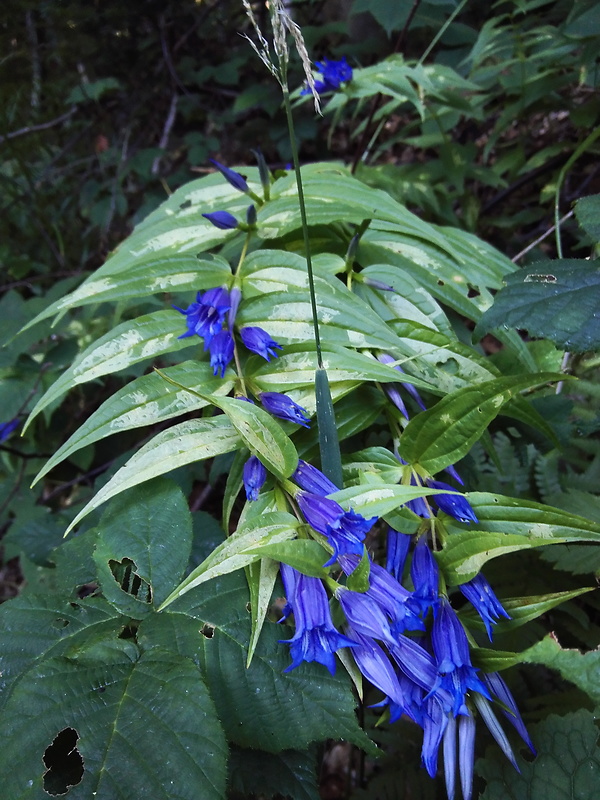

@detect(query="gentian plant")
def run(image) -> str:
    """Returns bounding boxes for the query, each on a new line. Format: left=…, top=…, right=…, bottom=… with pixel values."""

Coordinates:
left=2, top=2, right=600, bottom=799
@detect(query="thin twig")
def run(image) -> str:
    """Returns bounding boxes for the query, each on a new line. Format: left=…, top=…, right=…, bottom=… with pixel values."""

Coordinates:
left=511, top=210, right=574, bottom=263
left=152, top=94, right=178, bottom=176
left=0, top=108, right=76, bottom=143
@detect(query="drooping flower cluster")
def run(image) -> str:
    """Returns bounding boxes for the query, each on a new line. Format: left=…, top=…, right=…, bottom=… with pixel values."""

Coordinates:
left=276, top=460, right=533, bottom=800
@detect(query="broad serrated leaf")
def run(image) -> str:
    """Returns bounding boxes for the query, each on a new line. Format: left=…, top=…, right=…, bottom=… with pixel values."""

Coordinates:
left=478, top=710, right=600, bottom=800
left=475, top=260, right=600, bottom=353
left=399, top=373, right=564, bottom=474
left=25, top=310, right=197, bottom=429
left=575, top=193, right=600, bottom=242
left=33, top=361, right=234, bottom=485
left=0, top=646, right=228, bottom=800
left=228, top=746, right=319, bottom=800
left=140, top=570, right=377, bottom=755
left=65, top=417, right=241, bottom=535
left=0, top=594, right=123, bottom=712
left=520, top=634, right=600, bottom=705
left=159, top=512, right=299, bottom=607
left=93, top=479, right=192, bottom=616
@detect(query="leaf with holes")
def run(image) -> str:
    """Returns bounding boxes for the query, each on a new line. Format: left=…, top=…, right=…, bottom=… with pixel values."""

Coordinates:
left=0, top=642, right=228, bottom=800
left=93, top=478, right=192, bottom=617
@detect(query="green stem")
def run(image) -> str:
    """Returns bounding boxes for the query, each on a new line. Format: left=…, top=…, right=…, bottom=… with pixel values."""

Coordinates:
left=417, top=0, right=469, bottom=66
left=282, top=85, right=323, bottom=368
left=554, top=126, right=600, bottom=258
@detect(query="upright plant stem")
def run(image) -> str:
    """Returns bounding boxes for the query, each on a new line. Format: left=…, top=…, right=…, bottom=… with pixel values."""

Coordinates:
left=282, top=86, right=323, bottom=369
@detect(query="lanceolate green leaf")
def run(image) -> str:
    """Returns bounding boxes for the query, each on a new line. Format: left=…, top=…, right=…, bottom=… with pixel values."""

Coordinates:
left=245, top=557, right=280, bottom=667
left=25, top=310, right=196, bottom=429
left=459, top=588, right=594, bottom=633
left=21, top=254, right=232, bottom=331
left=65, top=417, right=241, bottom=535
left=244, top=540, right=330, bottom=578
left=33, top=361, right=234, bottom=485
left=330, top=484, right=455, bottom=520
left=159, top=512, right=299, bottom=608
left=399, top=373, right=565, bottom=474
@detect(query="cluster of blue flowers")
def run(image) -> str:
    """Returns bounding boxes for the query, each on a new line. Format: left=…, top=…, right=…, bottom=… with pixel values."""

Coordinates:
left=302, top=56, right=353, bottom=95
left=273, top=460, right=534, bottom=800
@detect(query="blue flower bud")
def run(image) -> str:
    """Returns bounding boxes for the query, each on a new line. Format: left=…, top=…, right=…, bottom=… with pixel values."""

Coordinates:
left=246, top=204, right=257, bottom=226
left=202, top=210, right=239, bottom=230
left=240, top=327, right=282, bottom=361
left=251, top=148, right=272, bottom=197
left=260, top=392, right=310, bottom=428
left=0, top=418, right=20, bottom=443
left=209, top=159, right=249, bottom=193
left=243, top=455, right=267, bottom=502
left=293, top=459, right=339, bottom=495
left=427, top=480, right=479, bottom=524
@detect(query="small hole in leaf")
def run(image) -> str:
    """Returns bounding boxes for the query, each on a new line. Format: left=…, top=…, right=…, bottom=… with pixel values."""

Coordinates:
left=108, top=557, right=152, bottom=603
left=245, top=602, right=252, bottom=613
left=118, top=623, right=138, bottom=640
left=51, top=618, right=70, bottom=629
left=77, top=582, right=98, bottom=599
left=201, top=623, right=215, bottom=639
left=68, top=602, right=81, bottom=611
left=179, top=199, right=192, bottom=209
left=437, top=279, right=445, bottom=286
left=43, top=728, right=84, bottom=795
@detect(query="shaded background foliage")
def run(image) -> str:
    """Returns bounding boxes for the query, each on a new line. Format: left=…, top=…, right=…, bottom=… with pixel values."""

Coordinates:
left=2, top=0, right=600, bottom=798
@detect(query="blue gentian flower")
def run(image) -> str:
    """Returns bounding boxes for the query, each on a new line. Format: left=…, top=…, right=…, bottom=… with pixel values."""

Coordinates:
left=227, top=287, right=242, bottom=331
left=209, top=329, right=234, bottom=377
left=421, top=694, right=451, bottom=779
left=209, top=159, right=249, bottom=193
left=459, top=573, right=510, bottom=640
left=389, top=632, right=439, bottom=692
left=378, top=354, right=427, bottom=412
left=246, top=204, right=257, bottom=226
left=408, top=537, right=440, bottom=618
left=386, top=528, right=411, bottom=582
left=260, top=392, right=310, bottom=427
left=174, top=287, right=230, bottom=344
left=251, top=147, right=272, bottom=197
left=458, top=713, right=476, bottom=800
left=279, top=564, right=355, bottom=674
left=293, top=459, right=339, bottom=495
left=202, top=210, right=239, bottom=230
left=431, top=599, right=491, bottom=716
left=297, top=492, right=376, bottom=565
left=243, top=455, right=267, bottom=502
left=0, top=418, right=20, bottom=443
left=240, top=327, right=283, bottom=361
left=444, top=463, right=465, bottom=486
left=428, top=480, right=478, bottom=524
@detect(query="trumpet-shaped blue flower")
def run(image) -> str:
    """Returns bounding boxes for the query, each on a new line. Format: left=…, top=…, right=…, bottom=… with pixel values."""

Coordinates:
left=227, top=286, right=242, bottom=331
left=297, top=492, right=376, bottom=565
left=208, top=329, right=234, bottom=377
left=202, top=210, right=238, bottom=230
left=240, top=327, right=282, bottom=361
left=243, top=455, right=267, bottom=502
left=293, top=459, right=339, bottom=495
left=260, top=392, right=310, bottom=427
left=0, top=418, right=20, bottom=443
left=460, top=573, right=510, bottom=639
left=337, top=586, right=396, bottom=646
left=279, top=564, right=355, bottom=674
left=428, top=480, right=478, bottom=524
left=209, top=159, right=249, bottom=193
left=345, top=626, right=409, bottom=711
left=431, top=599, right=491, bottom=716
left=174, top=287, right=230, bottom=345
